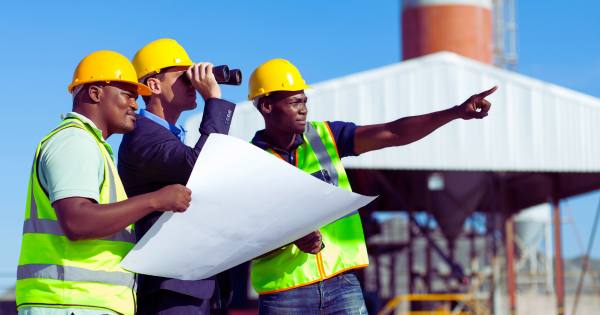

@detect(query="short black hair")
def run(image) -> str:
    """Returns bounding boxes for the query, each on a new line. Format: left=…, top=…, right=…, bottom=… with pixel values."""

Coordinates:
left=141, top=67, right=173, bottom=104
left=256, top=91, right=282, bottom=113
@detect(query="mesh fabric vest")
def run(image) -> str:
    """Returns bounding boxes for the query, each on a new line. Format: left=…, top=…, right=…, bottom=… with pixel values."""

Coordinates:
left=16, top=118, right=136, bottom=315
left=251, top=121, right=369, bottom=295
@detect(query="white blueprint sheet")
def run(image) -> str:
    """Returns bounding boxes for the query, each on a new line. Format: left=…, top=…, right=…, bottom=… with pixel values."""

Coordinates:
left=120, top=134, right=376, bottom=280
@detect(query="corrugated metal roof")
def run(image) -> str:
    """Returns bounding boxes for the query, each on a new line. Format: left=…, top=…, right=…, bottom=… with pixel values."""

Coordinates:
left=184, top=52, right=600, bottom=172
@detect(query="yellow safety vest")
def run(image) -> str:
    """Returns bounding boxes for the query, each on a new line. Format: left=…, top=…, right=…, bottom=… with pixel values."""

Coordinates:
left=251, top=121, right=369, bottom=295
left=16, top=118, right=136, bottom=315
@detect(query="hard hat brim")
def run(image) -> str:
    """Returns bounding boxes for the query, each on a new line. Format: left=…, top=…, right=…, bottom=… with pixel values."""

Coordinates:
left=136, top=62, right=196, bottom=80
left=247, top=85, right=313, bottom=101
left=133, top=81, right=152, bottom=96
left=68, top=79, right=152, bottom=96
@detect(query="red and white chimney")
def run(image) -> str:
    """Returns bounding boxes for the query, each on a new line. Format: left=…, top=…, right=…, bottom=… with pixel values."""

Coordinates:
left=401, top=0, right=493, bottom=64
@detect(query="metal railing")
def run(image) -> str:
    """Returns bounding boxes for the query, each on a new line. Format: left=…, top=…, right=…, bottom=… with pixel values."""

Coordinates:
left=377, top=294, right=478, bottom=315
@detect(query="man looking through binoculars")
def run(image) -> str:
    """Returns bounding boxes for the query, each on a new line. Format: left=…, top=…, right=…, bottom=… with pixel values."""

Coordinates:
left=118, top=39, right=236, bottom=315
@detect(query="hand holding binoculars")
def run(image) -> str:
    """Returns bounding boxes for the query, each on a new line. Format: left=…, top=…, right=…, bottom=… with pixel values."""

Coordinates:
left=181, top=65, right=242, bottom=86
left=211, top=65, right=242, bottom=86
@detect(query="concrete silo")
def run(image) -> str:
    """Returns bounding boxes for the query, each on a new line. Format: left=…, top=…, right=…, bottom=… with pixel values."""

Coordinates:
left=401, top=0, right=494, bottom=63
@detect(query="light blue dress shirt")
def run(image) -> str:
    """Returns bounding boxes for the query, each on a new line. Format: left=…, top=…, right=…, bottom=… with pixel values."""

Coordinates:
left=139, top=109, right=187, bottom=143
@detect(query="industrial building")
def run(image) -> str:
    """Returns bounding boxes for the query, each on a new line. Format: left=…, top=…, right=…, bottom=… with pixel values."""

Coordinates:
left=183, top=0, right=600, bottom=314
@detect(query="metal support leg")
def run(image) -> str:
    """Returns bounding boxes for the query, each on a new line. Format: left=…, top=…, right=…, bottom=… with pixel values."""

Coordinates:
left=506, top=216, right=516, bottom=315
left=545, top=220, right=554, bottom=294
left=552, top=201, right=565, bottom=315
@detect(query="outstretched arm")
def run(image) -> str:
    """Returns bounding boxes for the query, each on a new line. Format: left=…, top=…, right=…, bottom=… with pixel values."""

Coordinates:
left=353, top=86, right=497, bottom=155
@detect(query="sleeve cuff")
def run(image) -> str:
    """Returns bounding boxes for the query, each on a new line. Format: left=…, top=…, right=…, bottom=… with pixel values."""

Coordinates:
left=199, top=98, right=237, bottom=135
left=50, top=189, right=100, bottom=204
left=344, top=123, right=359, bottom=157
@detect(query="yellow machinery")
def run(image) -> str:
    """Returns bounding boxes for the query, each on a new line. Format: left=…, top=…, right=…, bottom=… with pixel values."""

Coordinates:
left=378, top=269, right=493, bottom=315
left=378, top=294, right=475, bottom=315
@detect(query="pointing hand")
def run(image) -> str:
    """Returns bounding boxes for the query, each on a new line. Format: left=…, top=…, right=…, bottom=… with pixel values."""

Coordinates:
left=456, top=86, right=497, bottom=120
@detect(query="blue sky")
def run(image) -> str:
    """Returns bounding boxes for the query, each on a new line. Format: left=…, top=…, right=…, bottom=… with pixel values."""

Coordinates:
left=1, top=0, right=599, bottom=292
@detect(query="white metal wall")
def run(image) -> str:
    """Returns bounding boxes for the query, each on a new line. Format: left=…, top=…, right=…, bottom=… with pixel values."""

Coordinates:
left=185, top=52, right=600, bottom=172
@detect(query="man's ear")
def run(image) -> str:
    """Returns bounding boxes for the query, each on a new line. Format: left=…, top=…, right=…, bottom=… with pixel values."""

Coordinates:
left=146, top=77, right=162, bottom=95
left=260, top=98, right=272, bottom=115
left=88, top=85, right=102, bottom=103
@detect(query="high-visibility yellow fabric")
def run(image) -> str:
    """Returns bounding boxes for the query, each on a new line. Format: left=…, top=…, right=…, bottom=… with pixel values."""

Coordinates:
left=16, top=118, right=136, bottom=315
left=250, top=121, right=369, bottom=295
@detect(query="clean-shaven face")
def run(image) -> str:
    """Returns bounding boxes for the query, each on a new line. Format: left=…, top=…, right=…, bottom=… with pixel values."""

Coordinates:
left=264, top=90, right=308, bottom=134
left=158, top=66, right=198, bottom=111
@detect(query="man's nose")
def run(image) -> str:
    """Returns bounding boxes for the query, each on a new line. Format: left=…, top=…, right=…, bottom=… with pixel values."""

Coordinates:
left=131, top=99, right=139, bottom=111
left=299, top=104, right=308, bottom=114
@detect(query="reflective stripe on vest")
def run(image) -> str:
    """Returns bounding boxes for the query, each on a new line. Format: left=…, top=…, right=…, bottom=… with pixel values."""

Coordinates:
left=17, top=264, right=134, bottom=288
left=251, top=121, right=369, bottom=295
left=304, top=122, right=358, bottom=220
left=22, top=156, right=136, bottom=244
left=304, top=122, right=339, bottom=186
left=16, top=118, right=136, bottom=315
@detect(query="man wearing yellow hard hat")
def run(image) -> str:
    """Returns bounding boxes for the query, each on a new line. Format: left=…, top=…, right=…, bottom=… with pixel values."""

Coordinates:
left=248, top=59, right=497, bottom=314
left=117, top=39, right=236, bottom=315
left=15, top=51, right=193, bottom=315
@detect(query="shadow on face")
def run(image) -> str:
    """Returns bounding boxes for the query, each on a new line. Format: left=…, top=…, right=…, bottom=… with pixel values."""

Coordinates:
left=147, top=66, right=197, bottom=112
left=260, top=90, right=308, bottom=134
left=100, top=82, right=139, bottom=135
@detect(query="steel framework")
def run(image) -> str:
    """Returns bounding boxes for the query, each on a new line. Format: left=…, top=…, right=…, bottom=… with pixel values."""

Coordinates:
left=493, top=0, right=519, bottom=71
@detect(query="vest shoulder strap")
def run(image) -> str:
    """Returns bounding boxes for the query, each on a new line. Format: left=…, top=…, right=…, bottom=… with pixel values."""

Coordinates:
left=304, top=122, right=339, bottom=186
left=35, top=118, right=116, bottom=202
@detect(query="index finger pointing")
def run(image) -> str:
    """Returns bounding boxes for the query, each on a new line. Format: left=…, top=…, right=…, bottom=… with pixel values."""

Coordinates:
left=477, top=85, right=498, bottom=99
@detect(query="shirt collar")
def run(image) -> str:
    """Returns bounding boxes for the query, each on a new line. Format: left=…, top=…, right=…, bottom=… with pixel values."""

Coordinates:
left=139, top=109, right=187, bottom=143
left=251, top=130, right=304, bottom=155
left=67, top=112, right=104, bottom=140
left=66, top=111, right=115, bottom=162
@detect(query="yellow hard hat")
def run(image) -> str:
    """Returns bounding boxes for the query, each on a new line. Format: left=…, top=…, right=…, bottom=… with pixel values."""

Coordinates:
left=247, top=59, right=312, bottom=100
left=68, top=51, right=151, bottom=95
left=133, top=39, right=195, bottom=80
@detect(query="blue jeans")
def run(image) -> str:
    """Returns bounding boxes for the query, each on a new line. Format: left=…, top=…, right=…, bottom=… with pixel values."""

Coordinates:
left=258, top=272, right=368, bottom=315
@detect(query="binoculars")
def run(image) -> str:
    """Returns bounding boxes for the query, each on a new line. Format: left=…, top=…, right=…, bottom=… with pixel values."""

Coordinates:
left=181, top=65, right=242, bottom=86
left=212, top=65, right=242, bottom=86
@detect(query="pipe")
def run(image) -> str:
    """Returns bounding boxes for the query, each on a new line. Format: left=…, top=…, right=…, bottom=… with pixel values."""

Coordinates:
left=553, top=200, right=565, bottom=315
left=545, top=217, right=555, bottom=294
left=506, top=216, right=516, bottom=315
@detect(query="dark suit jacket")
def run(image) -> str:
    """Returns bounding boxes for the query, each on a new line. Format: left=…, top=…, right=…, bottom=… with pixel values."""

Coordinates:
left=118, top=98, right=236, bottom=308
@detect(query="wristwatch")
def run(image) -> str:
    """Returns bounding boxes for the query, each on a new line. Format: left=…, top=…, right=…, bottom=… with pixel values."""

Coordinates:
left=319, top=242, right=325, bottom=252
